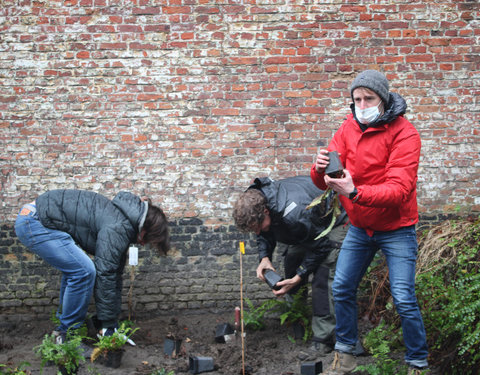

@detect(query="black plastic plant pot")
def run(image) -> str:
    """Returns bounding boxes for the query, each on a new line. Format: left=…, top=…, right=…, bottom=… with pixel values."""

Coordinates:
left=164, top=337, right=182, bottom=356
left=99, top=350, right=123, bottom=369
left=58, top=364, right=79, bottom=375
left=263, top=269, right=283, bottom=290
left=300, top=360, right=323, bottom=375
left=325, top=151, right=344, bottom=178
left=215, top=323, right=234, bottom=343
left=292, top=322, right=305, bottom=340
left=189, top=356, right=214, bottom=374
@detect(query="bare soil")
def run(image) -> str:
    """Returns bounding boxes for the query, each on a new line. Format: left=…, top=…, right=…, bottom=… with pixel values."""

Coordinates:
left=0, top=311, right=438, bottom=375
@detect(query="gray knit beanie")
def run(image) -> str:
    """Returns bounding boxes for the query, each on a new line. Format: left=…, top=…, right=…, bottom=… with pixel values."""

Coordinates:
left=350, top=70, right=389, bottom=104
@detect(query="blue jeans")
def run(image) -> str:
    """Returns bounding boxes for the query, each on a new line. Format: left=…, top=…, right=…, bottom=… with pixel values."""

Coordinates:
left=333, top=225, right=428, bottom=368
left=15, top=204, right=96, bottom=332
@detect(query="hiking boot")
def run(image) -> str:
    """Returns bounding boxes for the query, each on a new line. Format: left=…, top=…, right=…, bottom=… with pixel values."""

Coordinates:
left=408, top=366, right=430, bottom=375
left=323, top=351, right=357, bottom=375
left=297, top=342, right=333, bottom=360
left=352, top=340, right=366, bottom=356
left=310, top=341, right=333, bottom=355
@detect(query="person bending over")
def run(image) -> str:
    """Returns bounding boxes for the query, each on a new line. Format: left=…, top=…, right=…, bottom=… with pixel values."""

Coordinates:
left=233, top=176, right=348, bottom=356
left=15, top=189, right=170, bottom=343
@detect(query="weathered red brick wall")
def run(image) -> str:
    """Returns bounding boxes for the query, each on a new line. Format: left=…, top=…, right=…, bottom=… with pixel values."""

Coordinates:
left=0, top=1, right=479, bottom=319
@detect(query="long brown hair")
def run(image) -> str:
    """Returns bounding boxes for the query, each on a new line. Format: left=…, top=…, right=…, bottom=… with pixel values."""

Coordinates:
left=143, top=202, right=170, bottom=255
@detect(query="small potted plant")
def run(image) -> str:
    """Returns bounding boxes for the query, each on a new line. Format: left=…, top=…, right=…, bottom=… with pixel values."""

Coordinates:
left=34, top=332, right=85, bottom=375
left=0, top=361, right=31, bottom=375
left=91, top=322, right=138, bottom=369
left=278, top=286, right=312, bottom=342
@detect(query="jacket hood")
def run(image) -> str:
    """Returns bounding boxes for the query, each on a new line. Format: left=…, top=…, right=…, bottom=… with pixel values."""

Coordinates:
left=112, top=191, right=145, bottom=231
left=351, top=92, right=407, bottom=129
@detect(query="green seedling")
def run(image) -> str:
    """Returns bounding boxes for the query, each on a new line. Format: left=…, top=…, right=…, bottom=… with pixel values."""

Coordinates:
left=34, top=330, right=85, bottom=375
left=0, top=362, right=31, bottom=375
left=91, top=322, right=138, bottom=362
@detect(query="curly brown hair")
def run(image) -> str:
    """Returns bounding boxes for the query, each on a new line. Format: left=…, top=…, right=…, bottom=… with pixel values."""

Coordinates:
left=232, top=189, right=267, bottom=233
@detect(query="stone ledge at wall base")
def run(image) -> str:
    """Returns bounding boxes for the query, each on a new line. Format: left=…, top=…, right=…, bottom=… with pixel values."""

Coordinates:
left=0, top=313, right=50, bottom=327
left=0, top=308, right=249, bottom=331
left=417, top=213, right=469, bottom=228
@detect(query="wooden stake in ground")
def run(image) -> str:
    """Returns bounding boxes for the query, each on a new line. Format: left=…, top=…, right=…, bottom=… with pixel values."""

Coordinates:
left=127, top=246, right=138, bottom=321
left=239, top=241, right=246, bottom=375
left=127, top=266, right=136, bottom=321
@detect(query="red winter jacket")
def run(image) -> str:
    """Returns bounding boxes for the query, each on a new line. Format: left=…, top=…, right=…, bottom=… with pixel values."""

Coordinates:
left=310, top=96, right=421, bottom=236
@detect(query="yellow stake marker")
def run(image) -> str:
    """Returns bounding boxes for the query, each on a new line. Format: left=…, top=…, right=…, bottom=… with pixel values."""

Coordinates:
left=239, top=241, right=246, bottom=375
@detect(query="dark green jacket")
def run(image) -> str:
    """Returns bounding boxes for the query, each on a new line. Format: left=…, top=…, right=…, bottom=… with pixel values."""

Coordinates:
left=36, top=189, right=146, bottom=327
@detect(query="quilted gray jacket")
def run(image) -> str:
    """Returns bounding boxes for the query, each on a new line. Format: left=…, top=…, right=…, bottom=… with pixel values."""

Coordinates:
left=36, top=189, right=146, bottom=327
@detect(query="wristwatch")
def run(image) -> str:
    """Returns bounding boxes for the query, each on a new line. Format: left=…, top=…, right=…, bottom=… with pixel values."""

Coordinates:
left=349, top=187, right=358, bottom=200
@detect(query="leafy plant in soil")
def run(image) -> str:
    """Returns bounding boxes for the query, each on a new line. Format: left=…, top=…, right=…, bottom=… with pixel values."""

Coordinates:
left=149, top=369, right=175, bottom=375
left=49, top=310, right=89, bottom=341
left=356, top=218, right=480, bottom=375
left=0, top=361, right=31, bottom=375
left=243, top=297, right=278, bottom=331
left=273, top=286, right=313, bottom=342
left=34, top=331, right=85, bottom=375
left=354, top=320, right=408, bottom=375
left=90, top=321, right=138, bottom=366
left=243, top=286, right=313, bottom=342
left=415, top=218, right=480, bottom=374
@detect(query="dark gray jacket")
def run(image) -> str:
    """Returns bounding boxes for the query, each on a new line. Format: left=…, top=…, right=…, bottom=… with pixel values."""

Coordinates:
left=36, top=189, right=146, bottom=327
left=249, top=176, right=346, bottom=279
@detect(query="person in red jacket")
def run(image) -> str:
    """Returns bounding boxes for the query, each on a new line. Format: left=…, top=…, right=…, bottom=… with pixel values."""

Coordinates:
left=310, top=70, right=428, bottom=375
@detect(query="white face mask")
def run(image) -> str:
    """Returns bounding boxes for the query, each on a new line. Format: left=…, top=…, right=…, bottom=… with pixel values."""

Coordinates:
left=355, top=102, right=381, bottom=124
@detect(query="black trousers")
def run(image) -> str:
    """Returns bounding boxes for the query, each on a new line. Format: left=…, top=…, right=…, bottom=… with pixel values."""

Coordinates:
left=281, top=244, right=340, bottom=344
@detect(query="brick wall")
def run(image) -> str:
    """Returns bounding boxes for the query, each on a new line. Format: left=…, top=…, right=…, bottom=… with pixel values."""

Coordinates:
left=1, top=217, right=277, bottom=323
left=1, top=1, right=479, bottom=321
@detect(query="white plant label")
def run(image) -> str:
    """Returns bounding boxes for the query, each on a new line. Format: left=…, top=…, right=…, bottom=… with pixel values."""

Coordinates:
left=129, top=246, right=138, bottom=266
